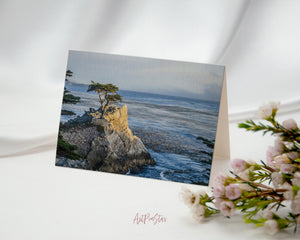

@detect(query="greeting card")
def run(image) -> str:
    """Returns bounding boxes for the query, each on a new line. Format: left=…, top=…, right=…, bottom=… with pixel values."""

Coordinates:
left=56, top=50, right=229, bottom=186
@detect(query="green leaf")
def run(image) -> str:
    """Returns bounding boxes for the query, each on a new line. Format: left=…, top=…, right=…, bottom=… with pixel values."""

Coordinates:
left=238, top=123, right=251, bottom=129
left=294, top=158, right=300, bottom=163
left=292, top=185, right=300, bottom=195
left=243, top=217, right=265, bottom=227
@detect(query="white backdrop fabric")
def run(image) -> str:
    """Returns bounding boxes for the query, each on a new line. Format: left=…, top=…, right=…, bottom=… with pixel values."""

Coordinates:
left=1, top=1, right=300, bottom=239
left=1, top=0, right=300, bottom=147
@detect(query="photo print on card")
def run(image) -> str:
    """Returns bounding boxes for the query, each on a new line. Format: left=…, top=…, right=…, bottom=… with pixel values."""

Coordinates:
left=56, top=50, right=229, bottom=185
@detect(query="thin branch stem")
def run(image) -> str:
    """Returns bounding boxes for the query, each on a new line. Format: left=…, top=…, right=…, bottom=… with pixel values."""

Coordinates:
left=236, top=176, right=274, bottom=190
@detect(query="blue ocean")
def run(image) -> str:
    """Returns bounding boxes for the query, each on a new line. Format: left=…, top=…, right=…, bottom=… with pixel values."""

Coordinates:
left=61, top=82, right=220, bottom=185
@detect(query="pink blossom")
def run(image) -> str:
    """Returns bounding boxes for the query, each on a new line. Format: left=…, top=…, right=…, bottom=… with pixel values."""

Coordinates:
left=292, top=172, right=300, bottom=186
left=294, top=172, right=300, bottom=178
left=283, top=189, right=294, bottom=200
left=271, top=172, right=283, bottom=188
left=291, top=195, right=300, bottom=215
left=213, top=173, right=227, bottom=188
left=262, top=209, right=274, bottom=220
left=179, top=187, right=195, bottom=207
left=214, top=198, right=223, bottom=210
left=292, top=178, right=300, bottom=187
left=225, top=184, right=242, bottom=200
left=282, top=118, right=298, bottom=130
left=286, top=152, right=298, bottom=160
left=238, top=183, right=253, bottom=191
left=238, top=169, right=250, bottom=181
left=266, top=146, right=276, bottom=169
left=255, top=102, right=280, bottom=120
left=269, top=102, right=280, bottom=111
left=191, top=204, right=206, bottom=222
left=264, top=220, right=278, bottom=235
left=280, top=164, right=294, bottom=174
left=213, top=185, right=225, bottom=198
left=273, top=137, right=284, bottom=156
left=273, top=154, right=290, bottom=169
left=219, top=201, right=235, bottom=217
left=282, top=183, right=293, bottom=200
left=237, top=166, right=254, bottom=181
left=297, top=216, right=300, bottom=226
left=179, top=187, right=205, bottom=208
left=284, top=141, right=294, bottom=150
left=274, top=154, right=290, bottom=164
left=231, top=159, right=247, bottom=174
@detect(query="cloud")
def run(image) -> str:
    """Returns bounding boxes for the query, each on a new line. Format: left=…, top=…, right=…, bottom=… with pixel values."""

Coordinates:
left=67, top=50, right=224, bottom=101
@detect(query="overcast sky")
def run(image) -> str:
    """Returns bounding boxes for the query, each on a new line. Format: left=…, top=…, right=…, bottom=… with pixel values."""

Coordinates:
left=66, top=50, right=224, bottom=102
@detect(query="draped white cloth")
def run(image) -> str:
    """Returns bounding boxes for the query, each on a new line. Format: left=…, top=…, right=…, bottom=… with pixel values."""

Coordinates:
left=1, top=1, right=300, bottom=239
left=1, top=0, right=300, bottom=157
left=1, top=0, right=300, bottom=156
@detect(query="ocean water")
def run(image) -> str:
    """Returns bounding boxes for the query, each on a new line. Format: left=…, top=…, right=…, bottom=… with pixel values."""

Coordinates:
left=61, top=82, right=220, bottom=185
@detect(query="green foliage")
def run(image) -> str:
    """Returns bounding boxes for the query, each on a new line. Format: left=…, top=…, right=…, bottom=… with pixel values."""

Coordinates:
left=97, top=124, right=105, bottom=132
left=244, top=217, right=266, bottom=227
left=238, top=120, right=283, bottom=135
left=236, top=108, right=300, bottom=232
left=87, top=81, right=119, bottom=93
left=198, top=194, right=220, bottom=217
left=293, top=185, right=300, bottom=195
left=184, top=104, right=300, bottom=234
left=237, top=197, right=272, bottom=218
left=61, top=109, right=76, bottom=115
left=250, top=169, right=272, bottom=183
left=239, top=119, right=300, bottom=141
left=105, top=93, right=122, bottom=102
left=65, top=70, right=73, bottom=81
left=63, top=92, right=80, bottom=104
left=56, top=133, right=82, bottom=160
left=63, top=70, right=80, bottom=104
left=59, top=118, right=93, bottom=131
left=87, top=81, right=122, bottom=118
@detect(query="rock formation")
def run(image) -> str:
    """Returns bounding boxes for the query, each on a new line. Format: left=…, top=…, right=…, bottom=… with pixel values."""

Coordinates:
left=56, top=105, right=155, bottom=173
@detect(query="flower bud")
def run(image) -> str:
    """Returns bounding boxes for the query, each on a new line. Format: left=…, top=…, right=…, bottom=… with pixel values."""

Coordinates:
left=213, top=185, right=225, bottom=198
left=292, top=175, right=300, bottom=187
left=264, top=220, right=279, bottom=235
left=255, top=102, right=280, bottom=120
left=273, top=154, right=290, bottom=169
left=213, top=173, right=227, bottom=188
left=280, top=164, right=294, bottom=174
left=271, top=172, right=283, bottom=188
left=214, top=197, right=223, bottom=210
left=231, top=159, right=247, bottom=174
left=219, top=201, right=235, bottom=217
left=266, top=146, right=276, bottom=169
left=291, top=197, right=300, bottom=215
left=273, top=137, right=284, bottom=156
left=286, top=152, right=298, bottom=160
left=297, top=216, right=300, bottom=226
left=179, top=187, right=205, bottom=208
left=282, top=118, right=298, bottom=130
left=262, top=209, right=274, bottom=220
left=191, top=204, right=206, bottom=222
left=225, top=184, right=242, bottom=200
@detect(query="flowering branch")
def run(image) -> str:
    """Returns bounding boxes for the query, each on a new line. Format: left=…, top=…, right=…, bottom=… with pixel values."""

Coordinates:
left=180, top=102, right=300, bottom=235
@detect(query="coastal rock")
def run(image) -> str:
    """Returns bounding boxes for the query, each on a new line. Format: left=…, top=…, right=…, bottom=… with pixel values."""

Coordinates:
left=56, top=157, right=89, bottom=169
left=59, top=105, right=155, bottom=173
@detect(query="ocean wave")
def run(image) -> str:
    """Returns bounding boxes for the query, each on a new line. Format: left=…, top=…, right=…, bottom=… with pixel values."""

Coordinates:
left=61, top=83, right=218, bottom=185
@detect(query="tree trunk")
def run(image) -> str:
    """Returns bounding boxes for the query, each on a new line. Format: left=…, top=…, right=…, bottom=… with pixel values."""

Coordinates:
left=98, top=93, right=104, bottom=113
left=100, top=100, right=110, bottom=118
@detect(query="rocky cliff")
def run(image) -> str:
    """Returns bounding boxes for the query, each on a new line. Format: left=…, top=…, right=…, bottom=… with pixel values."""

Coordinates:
left=56, top=105, right=155, bottom=173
